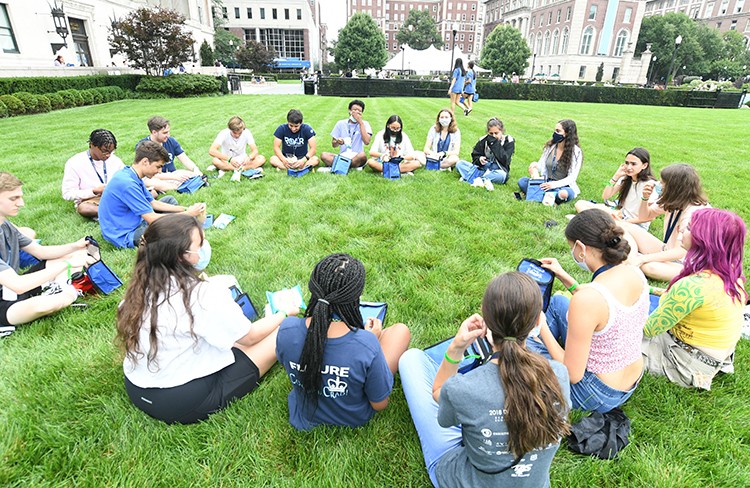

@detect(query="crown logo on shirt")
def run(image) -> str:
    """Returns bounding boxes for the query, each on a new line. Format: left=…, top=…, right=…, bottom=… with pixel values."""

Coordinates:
left=327, top=376, right=348, bottom=394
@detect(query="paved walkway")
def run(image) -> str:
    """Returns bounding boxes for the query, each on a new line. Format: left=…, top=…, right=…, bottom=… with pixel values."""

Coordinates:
left=236, top=82, right=304, bottom=95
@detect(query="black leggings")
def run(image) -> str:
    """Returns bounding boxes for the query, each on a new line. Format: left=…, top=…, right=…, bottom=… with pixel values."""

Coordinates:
left=124, top=348, right=260, bottom=424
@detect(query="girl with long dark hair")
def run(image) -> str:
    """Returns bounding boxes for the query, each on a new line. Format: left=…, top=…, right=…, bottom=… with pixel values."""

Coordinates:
left=643, top=208, right=747, bottom=390
left=448, top=58, right=467, bottom=115
left=367, top=115, right=421, bottom=174
left=575, top=147, right=657, bottom=229
left=276, top=253, right=410, bottom=430
left=621, top=163, right=710, bottom=281
left=415, top=108, right=462, bottom=169
left=518, top=119, right=582, bottom=204
left=399, top=272, right=570, bottom=487
left=527, top=209, right=648, bottom=413
left=117, top=214, right=296, bottom=424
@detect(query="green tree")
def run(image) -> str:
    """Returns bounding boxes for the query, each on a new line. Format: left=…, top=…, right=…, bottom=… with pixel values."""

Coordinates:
left=333, top=13, right=387, bottom=71
left=237, top=40, right=275, bottom=71
left=396, top=9, right=441, bottom=50
left=636, top=13, right=704, bottom=83
left=213, top=29, right=242, bottom=66
left=707, top=31, right=750, bottom=80
left=199, top=40, right=215, bottom=66
left=109, top=7, right=194, bottom=76
left=479, top=25, right=531, bottom=76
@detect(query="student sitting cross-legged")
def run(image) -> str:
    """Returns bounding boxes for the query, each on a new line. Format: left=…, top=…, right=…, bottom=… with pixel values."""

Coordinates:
left=269, top=109, right=319, bottom=172
left=275, top=253, right=411, bottom=430
left=98, top=141, right=206, bottom=249
left=117, top=214, right=296, bottom=424
left=208, top=116, right=266, bottom=177
left=0, top=172, right=96, bottom=329
left=137, top=116, right=202, bottom=192
left=399, top=272, right=571, bottom=487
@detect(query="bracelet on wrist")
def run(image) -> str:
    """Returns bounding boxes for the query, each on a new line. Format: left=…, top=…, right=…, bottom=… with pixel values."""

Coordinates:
left=641, top=196, right=649, bottom=201
left=443, top=351, right=461, bottom=364
left=567, top=281, right=579, bottom=293
left=64, top=261, right=72, bottom=280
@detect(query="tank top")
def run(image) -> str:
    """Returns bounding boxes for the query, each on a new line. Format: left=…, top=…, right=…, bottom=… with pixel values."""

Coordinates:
left=585, top=275, right=648, bottom=374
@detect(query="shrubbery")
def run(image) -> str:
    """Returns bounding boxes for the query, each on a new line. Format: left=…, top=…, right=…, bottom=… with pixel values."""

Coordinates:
left=12, top=92, right=39, bottom=113
left=0, top=94, right=25, bottom=115
left=35, top=95, right=52, bottom=113
left=136, top=74, right=223, bottom=97
left=0, top=100, right=8, bottom=118
left=78, top=89, right=95, bottom=105
left=0, top=75, right=143, bottom=95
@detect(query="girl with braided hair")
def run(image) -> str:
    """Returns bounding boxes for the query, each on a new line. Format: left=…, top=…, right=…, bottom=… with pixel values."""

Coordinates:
left=276, top=253, right=410, bottom=430
left=399, top=272, right=571, bottom=487
left=527, top=209, right=648, bottom=412
left=117, top=214, right=297, bottom=424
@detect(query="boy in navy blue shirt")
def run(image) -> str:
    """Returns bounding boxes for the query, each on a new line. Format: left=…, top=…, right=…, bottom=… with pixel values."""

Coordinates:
left=137, top=116, right=202, bottom=192
left=99, top=141, right=206, bottom=249
left=269, top=110, right=319, bottom=172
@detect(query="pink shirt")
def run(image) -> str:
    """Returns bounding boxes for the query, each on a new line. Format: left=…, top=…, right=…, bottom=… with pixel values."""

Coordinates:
left=585, top=275, right=649, bottom=374
left=62, top=150, right=125, bottom=205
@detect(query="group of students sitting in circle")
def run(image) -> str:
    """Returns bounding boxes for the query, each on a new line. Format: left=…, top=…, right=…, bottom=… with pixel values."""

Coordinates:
left=0, top=98, right=747, bottom=486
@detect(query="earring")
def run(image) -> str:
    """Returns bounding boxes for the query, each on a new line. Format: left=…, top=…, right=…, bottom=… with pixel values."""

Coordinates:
left=578, top=254, right=585, bottom=260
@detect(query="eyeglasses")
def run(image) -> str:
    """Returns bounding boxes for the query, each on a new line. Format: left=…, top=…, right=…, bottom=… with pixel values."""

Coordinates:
left=388, top=127, right=401, bottom=132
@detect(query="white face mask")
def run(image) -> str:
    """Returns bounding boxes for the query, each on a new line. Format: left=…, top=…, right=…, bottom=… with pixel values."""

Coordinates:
left=439, top=117, right=451, bottom=127
left=571, top=241, right=591, bottom=272
left=349, top=115, right=357, bottom=123
left=192, top=239, right=212, bottom=271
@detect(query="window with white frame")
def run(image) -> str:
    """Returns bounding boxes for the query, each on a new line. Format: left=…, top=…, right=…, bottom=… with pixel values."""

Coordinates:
left=543, top=31, right=550, bottom=54
left=0, top=3, right=18, bottom=53
left=623, top=7, right=632, bottom=23
left=580, top=26, right=594, bottom=54
left=589, top=5, right=597, bottom=20
left=552, top=29, right=559, bottom=54
left=536, top=32, right=542, bottom=54
left=557, top=9, right=561, bottom=22
left=720, top=0, right=728, bottom=13
left=561, top=27, right=569, bottom=53
left=613, top=29, right=628, bottom=56
left=579, top=65, right=586, bottom=78
left=736, top=0, right=744, bottom=12
left=234, top=7, right=240, bottom=18
left=566, top=6, right=571, bottom=20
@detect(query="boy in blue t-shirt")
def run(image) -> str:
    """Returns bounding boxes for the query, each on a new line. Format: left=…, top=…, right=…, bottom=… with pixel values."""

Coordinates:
left=99, top=141, right=206, bottom=249
left=269, top=109, right=319, bottom=172
left=136, top=116, right=202, bottom=192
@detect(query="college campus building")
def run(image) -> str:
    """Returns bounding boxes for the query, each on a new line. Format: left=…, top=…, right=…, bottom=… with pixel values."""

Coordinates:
left=218, top=0, right=323, bottom=68
left=644, top=0, right=750, bottom=47
left=347, top=0, right=486, bottom=60
left=0, top=0, right=214, bottom=69
left=483, top=0, right=652, bottom=83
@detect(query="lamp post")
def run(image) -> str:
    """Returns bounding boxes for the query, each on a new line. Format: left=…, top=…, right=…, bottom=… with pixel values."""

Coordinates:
left=50, top=0, right=69, bottom=46
left=401, top=45, right=405, bottom=74
left=530, top=51, right=537, bottom=80
left=666, top=34, right=682, bottom=86
left=449, top=22, right=458, bottom=74
left=647, top=55, right=657, bottom=86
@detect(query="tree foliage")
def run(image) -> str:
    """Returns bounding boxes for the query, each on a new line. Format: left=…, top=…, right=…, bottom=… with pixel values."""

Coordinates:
left=213, top=29, right=243, bottom=66
left=396, top=9, right=442, bottom=50
left=479, top=25, right=531, bottom=76
left=199, top=40, right=215, bottom=67
left=237, top=41, right=275, bottom=71
left=109, top=8, right=193, bottom=76
left=333, top=13, right=388, bottom=71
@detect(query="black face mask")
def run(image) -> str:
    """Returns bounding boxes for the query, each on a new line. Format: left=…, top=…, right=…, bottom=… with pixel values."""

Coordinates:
left=552, top=132, right=565, bottom=144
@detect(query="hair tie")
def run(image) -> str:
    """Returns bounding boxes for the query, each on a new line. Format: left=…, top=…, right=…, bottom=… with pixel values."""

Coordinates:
left=503, top=336, right=517, bottom=342
left=318, top=299, right=330, bottom=305
left=138, top=236, right=147, bottom=247
left=606, top=236, right=621, bottom=247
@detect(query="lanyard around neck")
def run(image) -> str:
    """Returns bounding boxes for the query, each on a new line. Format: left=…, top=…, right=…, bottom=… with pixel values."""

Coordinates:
left=87, top=151, right=107, bottom=184
left=664, top=210, right=683, bottom=244
left=592, top=264, right=614, bottom=280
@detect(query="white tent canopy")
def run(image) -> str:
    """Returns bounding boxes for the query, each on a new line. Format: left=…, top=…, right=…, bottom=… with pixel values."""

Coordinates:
left=383, top=45, right=477, bottom=75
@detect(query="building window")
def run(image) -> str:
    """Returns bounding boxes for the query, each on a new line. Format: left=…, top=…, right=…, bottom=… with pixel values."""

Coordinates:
left=472, top=3, right=476, bottom=9
left=222, top=6, right=228, bottom=19
left=731, top=19, right=737, bottom=29
left=285, top=8, right=289, bottom=20
left=716, top=21, right=722, bottom=28
left=736, top=0, right=745, bottom=12
left=613, top=29, right=628, bottom=56
left=536, top=32, right=542, bottom=54
left=557, top=9, right=561, bottom=22
left=244, top=29, right=254, bottom=42
left=566, top=6, right=571, bottom=20
left=531, top=15, right=536, bottom=27
left=623, top=7, right=632, bottom=23
left=720, top=0, right=728, bottom=14
left=580, top=26, right=593, bottom=54
left=234, top=7, right=240, bottom=19
left=543, top=30, right=550, bottom=54
left=393, top=42, right=397, bottom=49
left=0, top=4, right=18, bottom=53
left=589, top=5, right=597, bottom=20
left=247, top=7, right=252, bottom=18
left=552, top=29, right=560, bottom=54
left=462, top=13, right=466, bottom=20
left=548, top=11, right=552, bottom=24
left=297, top=9, right=302, bottom=20
left=260, top=28, right=306, bottom=58
left=460, top=33, right=465, bottom=41
left=579, top=65, right=586, bottom=78
left=469, top=34, right=473, bottom=41
left=273, top=8, right=278, bottom=19
left=705, top=2, right=715, bottom=16
left=260, top=7, right=265, bottom=19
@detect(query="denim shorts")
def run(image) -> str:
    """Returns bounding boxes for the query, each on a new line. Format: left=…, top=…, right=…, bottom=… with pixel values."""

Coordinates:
left=570, top=369, right=641, bottom=413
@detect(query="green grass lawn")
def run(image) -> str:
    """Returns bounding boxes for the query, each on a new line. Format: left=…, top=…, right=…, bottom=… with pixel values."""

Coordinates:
left=0, top=95, right=748, bottom=487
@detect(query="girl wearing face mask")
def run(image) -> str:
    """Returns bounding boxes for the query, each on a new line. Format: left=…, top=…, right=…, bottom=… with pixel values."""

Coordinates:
left=527, top=209, right=648, bottom=413
left=415, top=109, right=462, bottom=169
left=117, top=214, right=298, bottom=424
left=621, top=163, right=710, bottom=282
left=519, top=119, right=582, bottom=204
left=456, top=117, right=514, bottom=190
left=367, top=115, right=420, bottom=174
left=575, top=147, right=657, bottom=230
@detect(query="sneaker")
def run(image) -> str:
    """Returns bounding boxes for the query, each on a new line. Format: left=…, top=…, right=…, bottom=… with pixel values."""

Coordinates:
left=248, top=172, right=264, bottom=180
left=439, top=167, right=453, bottom=172
left=230, top=170, right=241, bottom=182
left=565, top=214, right=576, bottom=220
left=484, top=179, right=495, bottom=191
left=317, top=167, right=332, bottom=173
left=0, top=325, right=15, bottom=338
left=463, top=108, right=469, bottom=116
left=254, top=167, right=264, bottom=174
left=542, top=192, right=556, bottom=206
left=404, top=171, right=414, bottom=176
left=471, top=177, right=485, bottom=188
left=466, top=108, right=472, bottom=116
left=459, top=177, right=465, bottom=182
left=355, top=166, right=364, bottom=171
left=217, top=170, right=226, bottom=179
left=41, top=281, right=64, bottom=296
left=206, top=164, right=217, bottom=172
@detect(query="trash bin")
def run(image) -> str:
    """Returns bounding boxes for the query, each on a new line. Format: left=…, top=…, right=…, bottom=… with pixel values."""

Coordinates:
left=229, top=75, right=241, bottom=93
left=303, top=80, right=315, bottom=95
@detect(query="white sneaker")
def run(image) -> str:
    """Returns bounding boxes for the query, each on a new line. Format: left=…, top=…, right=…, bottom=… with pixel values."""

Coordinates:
left=404, top=171, right=414, bottom=176
left=471, top=177, right=485, bottom=188
left=230, top=170, right=241, bottom=182
left=355, top=166, right=364, bottom=171
left=217, top=170, right=226, bottom=179
left=542, top=192, right=556, bottom=206
left=254, top=167, right=264, bottom=174
left=317, top=167, right=332, bottom=173
left=206, top=164, right=217, bottom=172
left=484, top=179, right=495, bottom=191
left=439, top=167, right=453, bottom=172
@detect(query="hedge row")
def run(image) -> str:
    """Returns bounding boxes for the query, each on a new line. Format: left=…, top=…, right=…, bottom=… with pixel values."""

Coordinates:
left=317, top=77, right=745, bottom=108
left=136, top=74, right=225, bottom=97
left=0, top=75, right=142, bottom=96
left=0, top=86, right=127, bottom=118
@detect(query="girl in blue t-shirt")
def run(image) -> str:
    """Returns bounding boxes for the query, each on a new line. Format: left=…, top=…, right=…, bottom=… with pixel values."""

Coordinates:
left=448, top=58, right=468, bottom=115
left=275, top=254, right=411, bottom=430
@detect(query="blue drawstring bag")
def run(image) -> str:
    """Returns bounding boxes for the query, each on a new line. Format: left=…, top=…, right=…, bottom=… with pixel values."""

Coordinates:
left=463, top=165, right=483, bottom=184
left=517, top=258, right=555, bottom=311
left=86, top=260, right=123, bottom=295
left=19, top=249, right=40, bottom=268
left=177, top=175, right=208, bottom=194
left=472, top=92, right=479, bottom=102
left=241, top=168, right=264, bottom=179
left=332, top=155, right=352, bottom=175
left=287, top=167, right=311, bottom=178
left=425, top=157, right=441, bottom=171
left=359, top=301, right=387, bottom=325
left=424, top=336, right=493, bottom=374
left=383, top=157, right=403, bottom=180
left=526, top=178, right=546, bottom=202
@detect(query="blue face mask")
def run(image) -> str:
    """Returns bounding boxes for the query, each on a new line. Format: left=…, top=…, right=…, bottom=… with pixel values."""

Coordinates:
left=571, top=242, right=590, bottom=272
left=552, top=132, right=565, bottom=144
left=193, top=239, right=212, bottom=271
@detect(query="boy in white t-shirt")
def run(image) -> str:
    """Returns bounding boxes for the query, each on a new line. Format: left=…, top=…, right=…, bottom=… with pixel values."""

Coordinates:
left=207, top=116, right=266, bottom=175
